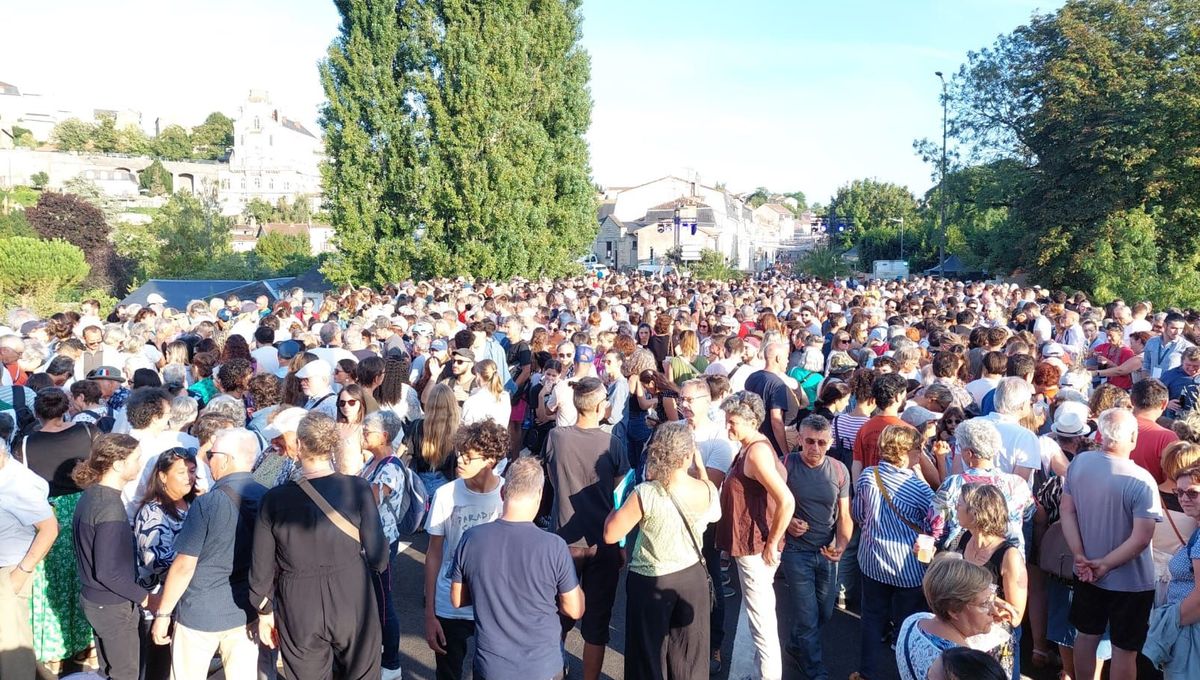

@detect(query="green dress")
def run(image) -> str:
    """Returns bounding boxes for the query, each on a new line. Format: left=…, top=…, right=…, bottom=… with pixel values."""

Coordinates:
left=30, top=492, right=93, bottom=662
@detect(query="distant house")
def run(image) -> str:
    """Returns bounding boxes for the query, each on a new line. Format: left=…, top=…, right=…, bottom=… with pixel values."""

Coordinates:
left=230, top=222, right=336, bottom=256
left=591, top=175, right=755, bottom=271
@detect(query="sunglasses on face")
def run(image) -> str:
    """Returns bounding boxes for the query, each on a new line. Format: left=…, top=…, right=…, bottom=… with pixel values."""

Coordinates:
left=804, top=437, right=830, bottom=447
left=1175, top=488, right=1200, bottom=502
left=453, top=359, right=471, bottom=365
left=339, top=399, right=359, bottom=407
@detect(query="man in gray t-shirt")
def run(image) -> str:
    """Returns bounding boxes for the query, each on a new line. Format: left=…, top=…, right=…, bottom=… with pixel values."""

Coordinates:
left=1061, top=408, right=1162, bottom=680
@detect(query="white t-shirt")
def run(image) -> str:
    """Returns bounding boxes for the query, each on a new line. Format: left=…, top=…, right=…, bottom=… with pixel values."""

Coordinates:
left=705, top=356, right=740, bottom=377
left=965, top=377, right=1000, bottom=407
left=425, top=477, right=504, bottom=619
left=981, top=412, right=1042, bottom=484
left=0, top=458, right=53, bottom=565
left=693, top=420, right=736, bottom=475
left=548, top=377, right=580, bottom=428
left=251, top=346, right=280, bottom=376
left=460, top=388, right=512, bottom=428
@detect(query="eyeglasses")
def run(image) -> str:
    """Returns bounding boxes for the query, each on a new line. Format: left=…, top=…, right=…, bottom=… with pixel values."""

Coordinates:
left=456, top=451, right=487, bottom=463
left=205, top=450, right=230, bottom=465
left=339, top=399, right=359, bottom=407
left=679, top=394, right=707, bottom=403
left=1175, top=488, right=1200, bottom=501
left=804, top=437, right=830, bottom=447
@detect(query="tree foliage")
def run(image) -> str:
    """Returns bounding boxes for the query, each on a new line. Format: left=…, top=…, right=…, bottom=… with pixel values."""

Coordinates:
left=687, top=249, right=742, bottom=281
left=319, top=0, right=596, bottom=285
left=0, top=237, right=89, bottom=293
left=29, top=172, right=48, bottom=189
left=154, top=125, right=193, bottom=160
left=138, top=160, right=173, bottom=196
left=25, top=191, right=127, bottom=292
left=794, top=244, right=855, bottom=279
left=191, top=112, right=234, bottom=160
left=947, top=0, right=1200, bottom=305
left=148, top=193, right=234, bottom=278
left=254, top=232, right=315, bottom=276
left=52, top=118, right=93, bottom=152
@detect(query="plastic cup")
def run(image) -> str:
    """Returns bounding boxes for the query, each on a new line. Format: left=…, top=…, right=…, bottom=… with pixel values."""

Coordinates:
left=916, top=534, right=935, bottom=563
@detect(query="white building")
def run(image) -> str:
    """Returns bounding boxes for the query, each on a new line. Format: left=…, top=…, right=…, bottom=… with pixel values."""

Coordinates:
left=593, top=175, right=757, bottom=271
left=218, top=90, right=323, bottom=217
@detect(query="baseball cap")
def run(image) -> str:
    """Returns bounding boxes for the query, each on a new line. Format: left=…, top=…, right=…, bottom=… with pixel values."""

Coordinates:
left=295, top=359, right=332, bottom=379
left=453, top=348, right=475, bottom=362
left=901, top=405, right=943, bottom=429
left=146, top=293, right=167, bottom=305
left=1041, top=342, right=1065, bottom=359
left=87, top=366, right=126, bottom=382
left=276, top=339, right=301, bottom=360
left=574, top=345, right=596, bottom=364
left=431, top=339, right=449, bottom=352
left=260, top=407, right=308, bottom=441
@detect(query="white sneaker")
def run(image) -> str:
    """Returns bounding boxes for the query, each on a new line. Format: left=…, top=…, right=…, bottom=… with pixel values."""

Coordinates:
left=381, top=666, right=403, bottom=680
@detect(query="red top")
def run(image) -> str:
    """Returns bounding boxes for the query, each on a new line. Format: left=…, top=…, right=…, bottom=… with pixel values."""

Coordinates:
left=852, top=415, right=912, bottom=470
left=1131, top=416, right=1178, bottom=484
left=717, top=441, right=780, bottom=558
left=1095, top=342, right=1135, bottom=390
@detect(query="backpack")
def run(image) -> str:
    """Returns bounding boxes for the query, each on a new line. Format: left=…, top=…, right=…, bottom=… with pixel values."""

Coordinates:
left=369, top=455, right=429, bottom=537
left=80, top=408, right=116, bottom=433
left=8, top=387, right=38, bottom=439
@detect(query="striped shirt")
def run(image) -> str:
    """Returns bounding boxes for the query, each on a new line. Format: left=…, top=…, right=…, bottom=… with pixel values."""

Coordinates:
left=853, top=461, right=933, bottom=588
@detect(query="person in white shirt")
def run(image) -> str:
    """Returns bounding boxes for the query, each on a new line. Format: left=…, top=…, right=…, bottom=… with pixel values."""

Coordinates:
left=705, top=336, right=743, bottom=378
left=309, top=323, right=357, bottom=368
left=122, top=387, right=180, bottom=520
left=0, top=437, right=58, bottom=680
left=979, top=378, right=1041, bottom=485
left=296, top=359, right=337, bottom=418
left=460, top=360, right=512, bottom=427
left=548, top=346, right=597, bottom=428
left=250, top=326, right=280, bottom=376
left=966, top=351, right=1007, bottom=407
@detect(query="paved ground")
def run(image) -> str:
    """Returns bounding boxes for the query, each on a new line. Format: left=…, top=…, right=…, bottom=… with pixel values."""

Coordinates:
left=44, top=531, right=1071, bottom=680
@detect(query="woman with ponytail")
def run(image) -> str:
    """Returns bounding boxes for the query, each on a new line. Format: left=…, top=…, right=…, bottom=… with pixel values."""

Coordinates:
left=461, top=360, right=511, bottom=427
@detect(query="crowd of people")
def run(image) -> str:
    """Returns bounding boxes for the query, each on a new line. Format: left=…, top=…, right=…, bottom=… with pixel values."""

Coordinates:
left=1, top=273, right=1199, bottom=680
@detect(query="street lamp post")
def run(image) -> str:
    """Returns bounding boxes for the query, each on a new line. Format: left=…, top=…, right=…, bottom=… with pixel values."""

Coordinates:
left=935, top=71, right=948, bottom=277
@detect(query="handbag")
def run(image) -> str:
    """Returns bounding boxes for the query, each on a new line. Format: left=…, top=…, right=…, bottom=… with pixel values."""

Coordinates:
left=296, top=476, right=361, bottom=544
left=873, top=467, right=925, bottom=535
left=664, top=487, right=716, bottom=612
left=1037, top=521, right=1075, bottom=580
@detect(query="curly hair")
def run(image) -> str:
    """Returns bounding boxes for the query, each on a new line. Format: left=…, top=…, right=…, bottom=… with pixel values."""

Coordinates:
left=375, top=354, right=412, bottom=408
left=722, top=391, right=766, bottom=428
left=1089, top=382, right=1131, bottom=418
left=645, top=421, right=696, bottom=488
left=72, top=433, right=139, bottom=488
left=960, top=483, right=1008, bottom=537
left=454, top=420, right=508, bottom=462
left=878, top=424, right=921, bottom=466
left=248, top=373, right=282, bottom=409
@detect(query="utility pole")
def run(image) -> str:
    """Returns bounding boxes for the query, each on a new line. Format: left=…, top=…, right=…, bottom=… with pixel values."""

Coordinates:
left=936, top=71, right=948, bottom=277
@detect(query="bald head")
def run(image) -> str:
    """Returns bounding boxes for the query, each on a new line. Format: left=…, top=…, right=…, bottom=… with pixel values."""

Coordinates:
left=764, top=341, right=788, bottom=369
left=211, top=428, right=258, bottom=472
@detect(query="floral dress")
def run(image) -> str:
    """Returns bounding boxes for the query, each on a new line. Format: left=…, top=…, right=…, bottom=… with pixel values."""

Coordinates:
left=30, top=492, right=93, bottom=662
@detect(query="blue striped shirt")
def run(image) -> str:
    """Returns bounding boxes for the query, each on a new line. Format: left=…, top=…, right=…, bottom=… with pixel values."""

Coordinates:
left=853, top=461, right=933, bottom=588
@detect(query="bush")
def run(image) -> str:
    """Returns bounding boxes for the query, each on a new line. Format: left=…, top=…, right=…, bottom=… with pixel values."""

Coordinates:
left=29, top=172, right=49, bottom=189
left=687, top=249, right=743, bottom=281
left=138, top=160, right=173, bottom=196
left=794, top=243, right=855, bottom=279
left=0, top=237, right=90, bottom=314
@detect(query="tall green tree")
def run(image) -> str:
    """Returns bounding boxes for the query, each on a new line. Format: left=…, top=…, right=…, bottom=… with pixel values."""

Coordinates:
left=948, top=0, right=1200, bottom=304
left=254, top=232, right=314, bottom=276
left=319, top=0, right=595, bottom=285
left=25, top=191, right=127, bottom=292
left=139, top=160, right=174, bottom=196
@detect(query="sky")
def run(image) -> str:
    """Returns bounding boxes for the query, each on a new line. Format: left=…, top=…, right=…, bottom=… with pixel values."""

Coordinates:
left=1, top=0, right=1061, bottom=204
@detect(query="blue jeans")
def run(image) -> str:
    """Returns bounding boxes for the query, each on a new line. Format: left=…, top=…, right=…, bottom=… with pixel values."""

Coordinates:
left=782, top=549, right=838, bottom=680
left=372, top=541, right=400, bottom=670
left=858, top=574, right=927, bottom=680
left=837, top=526, right=861, bottom=609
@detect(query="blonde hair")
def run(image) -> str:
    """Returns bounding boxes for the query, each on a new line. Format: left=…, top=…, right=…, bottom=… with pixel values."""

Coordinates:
left=473, top=359, right=504, bottom=400
left=923, top=554, right=995, bottom=620
left=676, top=330, right=700, bottom=358
left=960, top=483, right=1008, bottom=537
left=1163, top=440, right=1200, bottom=481
left=421, top=384, right=460, bottom=469
left=878, top=425, right=921, bottom=466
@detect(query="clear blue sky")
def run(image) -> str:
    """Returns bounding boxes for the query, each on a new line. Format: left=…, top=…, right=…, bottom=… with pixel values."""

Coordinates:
left=2, top=0, right=1060, bottom=204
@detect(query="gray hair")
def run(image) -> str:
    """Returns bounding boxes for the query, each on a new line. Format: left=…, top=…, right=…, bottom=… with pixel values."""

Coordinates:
left=954, top=418, right=1002, bottom=460
left=644, top=421, right=696, bottom=488
left=211, top=428, right=259, bottom=469
left=722, top=391, right=766, bottom=428
left=319, top=323, right=338, bottom=345
left=1097, top=408, right=1138, bottom=449
left=169, top=395, right=198, bottom=430
left=993, top=377, right=1034, bottom=416
left=799, top=414, right=831, bottom=433
left=162, top=364, right=188, bottom=387
left=503, top=456, right=544, bottom=500
left=204, top=394, right=247, bottom=423
left=363, top=410, right=404, bottom=443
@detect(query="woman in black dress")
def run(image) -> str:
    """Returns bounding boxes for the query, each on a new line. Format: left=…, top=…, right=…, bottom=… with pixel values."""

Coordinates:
left=249, top=411, right=390, bottom=680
